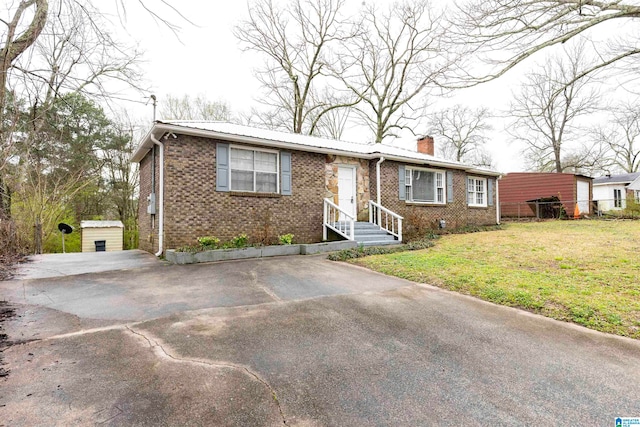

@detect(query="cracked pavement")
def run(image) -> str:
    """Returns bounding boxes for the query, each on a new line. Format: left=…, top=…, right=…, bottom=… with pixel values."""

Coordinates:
left=1, top=252, right=640, bottom=425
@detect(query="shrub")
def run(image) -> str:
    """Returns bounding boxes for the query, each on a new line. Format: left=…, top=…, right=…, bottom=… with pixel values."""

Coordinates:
left=278, top=233, right=294, bottom=245
left=230, top=233, right=249, bottom=248
left=327, top=224, right=503, bottom=261
left=403, top=208, right=437, bottom=242
left=197, top=236, right=220, bottom=248
left=327, top=238, right=435, bottom=261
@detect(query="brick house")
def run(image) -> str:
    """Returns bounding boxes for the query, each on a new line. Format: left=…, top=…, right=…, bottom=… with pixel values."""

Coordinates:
left=131, top=121, right=501, bottom=255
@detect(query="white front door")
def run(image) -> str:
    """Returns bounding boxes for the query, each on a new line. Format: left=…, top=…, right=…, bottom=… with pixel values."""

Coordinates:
left=338, top=166, right=356, bottom=220
left=577, top=180, right=590, bottom=214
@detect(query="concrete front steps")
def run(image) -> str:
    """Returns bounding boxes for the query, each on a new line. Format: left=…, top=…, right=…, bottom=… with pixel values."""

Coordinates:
left=334, top=221, right=400, bottom=247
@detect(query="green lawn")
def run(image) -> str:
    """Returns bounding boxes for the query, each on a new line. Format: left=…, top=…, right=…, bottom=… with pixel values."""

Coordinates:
left=352, top=221, right=640, bottom=339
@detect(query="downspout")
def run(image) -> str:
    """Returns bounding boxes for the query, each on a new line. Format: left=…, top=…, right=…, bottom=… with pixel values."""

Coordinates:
left=496, top=176, right=501, bottom=225
left=376, top=157, right=385, bottom=205
left=150, top=133, right=164, bottom=257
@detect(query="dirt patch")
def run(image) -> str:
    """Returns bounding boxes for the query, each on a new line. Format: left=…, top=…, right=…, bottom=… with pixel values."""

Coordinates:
left=0, top=253, right=27, bottom=281
left=0, top=301, right=16, bottom=378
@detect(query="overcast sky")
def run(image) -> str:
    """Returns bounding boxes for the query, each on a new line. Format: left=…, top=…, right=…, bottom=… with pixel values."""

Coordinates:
left=101, top=1, right=632, bottom=173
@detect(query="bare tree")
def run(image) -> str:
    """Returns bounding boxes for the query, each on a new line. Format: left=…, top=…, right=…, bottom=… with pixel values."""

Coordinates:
left=234, top=0, right=359, bottom=135
left=449, top=0, right=640, bottom=85
left=509, top=43, right=601, bottom=173
left=159, top=94, right=231, bottom=121
left=100, top=115, right=140, bottom=249
left=0, top=0, right=49, bottom=218
left=427, top=104, right=492, bottom=163
left=591, top=101, right=640, bottom=173
left=339, top=0, right=453, bottom=142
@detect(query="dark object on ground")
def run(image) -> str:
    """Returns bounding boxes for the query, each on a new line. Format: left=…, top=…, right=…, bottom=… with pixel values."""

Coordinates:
left=526, top=196, right=567, bottom=219
left=0, top=301, right=15, bottom=378
left=0, top=253, right=26, bottom=281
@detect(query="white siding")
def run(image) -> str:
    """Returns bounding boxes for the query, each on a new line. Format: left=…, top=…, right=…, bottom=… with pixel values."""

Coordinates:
left=81, top=227, right=123, bottom=252
left=593, top=184, right=627, bottom=211
left=576, top=180, right=590, bottom=214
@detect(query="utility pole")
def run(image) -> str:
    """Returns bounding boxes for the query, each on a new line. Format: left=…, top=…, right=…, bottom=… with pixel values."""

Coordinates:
left=150, top=94, right=157, bottom=122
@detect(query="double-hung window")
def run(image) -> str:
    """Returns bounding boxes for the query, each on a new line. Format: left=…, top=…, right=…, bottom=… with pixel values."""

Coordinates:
left=230, top=147, right=278, bottom=193
left=467, top=176, right=487, bottom=207
left=405, top=167, right=445, bottom=204
left=614, top=188, right=623, bottom=208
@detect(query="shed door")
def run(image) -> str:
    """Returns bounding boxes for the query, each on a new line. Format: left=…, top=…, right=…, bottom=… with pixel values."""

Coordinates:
left=577, top=180, right=590, bottom=214
left=338, top=166, right=356, bottom=220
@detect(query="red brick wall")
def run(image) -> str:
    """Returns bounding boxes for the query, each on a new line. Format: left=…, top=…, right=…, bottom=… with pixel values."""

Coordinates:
left=141, top=135, right=326, bottom=251
left=369, top=160, right=497, bottom=232
left=138, top=135, right=498, bottom=253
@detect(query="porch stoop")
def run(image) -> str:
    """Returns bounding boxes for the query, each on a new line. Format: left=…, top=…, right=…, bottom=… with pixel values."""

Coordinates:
left=334, top=221, right=400, bottom=247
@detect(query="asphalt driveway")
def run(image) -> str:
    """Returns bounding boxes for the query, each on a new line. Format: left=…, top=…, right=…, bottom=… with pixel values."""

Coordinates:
left=1, top=254, right=639, bottom=425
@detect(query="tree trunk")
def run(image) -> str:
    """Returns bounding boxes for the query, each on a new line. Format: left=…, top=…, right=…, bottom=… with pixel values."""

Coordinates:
left=0, top=0, right=49, bottom=219
left=34, top=220, right=42, bottom=254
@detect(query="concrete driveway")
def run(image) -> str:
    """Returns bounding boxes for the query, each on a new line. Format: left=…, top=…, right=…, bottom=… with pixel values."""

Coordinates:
left=12, top=249, right=161, bottom=280
left=1, top=254, right=639, bottom=426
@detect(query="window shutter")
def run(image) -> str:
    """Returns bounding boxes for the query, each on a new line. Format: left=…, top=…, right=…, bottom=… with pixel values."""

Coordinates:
left=216, top=143, right=230, bottom=192
left=398, top=165, right=406, bottom=200
left=281, top=151, right=292, bottom=195
left=488, top=178, right=494, bottom=206
left=466, top=176, right=470, bottom=205
left=446, top=171, right=453, bottom=203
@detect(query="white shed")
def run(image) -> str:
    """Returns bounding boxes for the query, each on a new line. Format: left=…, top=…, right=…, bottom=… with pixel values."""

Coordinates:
left=80, top=220, right=124, bottom=252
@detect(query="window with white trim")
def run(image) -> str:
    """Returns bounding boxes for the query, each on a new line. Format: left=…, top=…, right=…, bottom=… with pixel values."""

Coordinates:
left=405, top=167, right=445, bottom=204
left=230, top=147, right=278, bottom=193
left=467, top=176, right=487, bottom=207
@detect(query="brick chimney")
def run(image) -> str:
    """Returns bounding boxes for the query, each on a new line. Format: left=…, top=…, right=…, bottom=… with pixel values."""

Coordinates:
left=417, top=135, right=434, bottom=156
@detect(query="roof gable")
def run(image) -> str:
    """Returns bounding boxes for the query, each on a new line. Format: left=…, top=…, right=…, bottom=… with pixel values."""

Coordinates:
left=593, top=172, right=640, bottom=185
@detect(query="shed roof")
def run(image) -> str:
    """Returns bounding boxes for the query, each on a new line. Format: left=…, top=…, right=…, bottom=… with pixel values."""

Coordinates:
left=80, top=220, right=124, bottom=229
left=131, top=121, right=501, bottom=177
left=502, top=172, right=593, bottom=181
left=593, top=172, right=640, bottom=185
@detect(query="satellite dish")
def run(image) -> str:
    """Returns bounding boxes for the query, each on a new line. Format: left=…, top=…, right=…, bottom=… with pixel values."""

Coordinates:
left=58, top=223, right=73, bottom=234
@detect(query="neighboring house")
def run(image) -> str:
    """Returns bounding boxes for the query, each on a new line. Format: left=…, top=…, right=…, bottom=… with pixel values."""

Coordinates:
left=131, top=121, right=500, bottom=255
left=499, top=172, right=593, bottom=218
left=593, top=172, right=640, bottom=211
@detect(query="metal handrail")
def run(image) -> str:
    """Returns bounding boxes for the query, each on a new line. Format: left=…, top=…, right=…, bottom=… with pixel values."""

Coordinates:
left=369, top=200, right=403, bottom=242
left=323, top=198, right=355, bottom=241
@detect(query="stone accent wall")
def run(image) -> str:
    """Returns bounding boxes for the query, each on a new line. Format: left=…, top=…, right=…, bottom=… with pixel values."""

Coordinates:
left=141, top=135, right=327, bottom=252
left=138, top=148, right=160, bottom=253
left=324, top=155, right=370, bottom=218
left=369, top=160, right=497, bottom=235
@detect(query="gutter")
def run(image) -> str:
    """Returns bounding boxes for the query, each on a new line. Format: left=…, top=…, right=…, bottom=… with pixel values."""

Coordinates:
left=376, top=157, right=385, bottom=205
left=150, top=133, right=164, bottom=257
left=132, top=123, right=501, bottom=177
left=496, top=175, right=501, bottom=225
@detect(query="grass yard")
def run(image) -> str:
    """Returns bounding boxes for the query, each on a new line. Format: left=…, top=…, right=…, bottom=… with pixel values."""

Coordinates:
left=353, top=221, right=640, bottom=339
